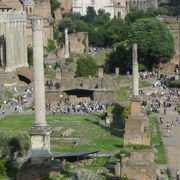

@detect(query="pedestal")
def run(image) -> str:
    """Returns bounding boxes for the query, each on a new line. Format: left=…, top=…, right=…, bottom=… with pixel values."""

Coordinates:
left=30, top=125, right=51, bottom=162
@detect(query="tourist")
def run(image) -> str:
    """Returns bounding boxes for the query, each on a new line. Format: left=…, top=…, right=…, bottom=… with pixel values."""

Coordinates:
left=2, top=108, right=4, bottom=115
left=176, top=169, right=180, bottom=180
left=160, top=117, right=163, bottom=124
left=164, top=108, right=167, bottom=115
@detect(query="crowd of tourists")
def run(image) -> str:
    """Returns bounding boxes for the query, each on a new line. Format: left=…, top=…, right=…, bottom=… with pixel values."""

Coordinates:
left=139, top=71, right=157, bottom=79
left=48, top=101, right=106, bottom=114
left=0, top=87, right=33, bottom=115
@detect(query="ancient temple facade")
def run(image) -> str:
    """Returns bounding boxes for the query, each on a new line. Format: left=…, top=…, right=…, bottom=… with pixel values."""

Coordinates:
left=0, top=7, right=28, bottom=72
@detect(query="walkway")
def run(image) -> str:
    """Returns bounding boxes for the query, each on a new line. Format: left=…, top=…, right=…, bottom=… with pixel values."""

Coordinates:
left=157, top=107, right=180, bottom=179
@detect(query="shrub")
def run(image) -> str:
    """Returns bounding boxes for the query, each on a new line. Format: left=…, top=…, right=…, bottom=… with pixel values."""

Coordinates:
left=168, top=80, right=180, bottom=88
left=0, top=160, right=7, bottom=176
left=116, top=150, right=131, bottom=158
left=9, top=133, right=31, bottom=158
left=44, top=39, right=56, bottom=52
left=127, top=144, right=152, bottom=150
left=0, top=131, right=30, bottom=159
left=76, top=55, right=98, bottom=77
left=65, top=57, right=74, bottom=65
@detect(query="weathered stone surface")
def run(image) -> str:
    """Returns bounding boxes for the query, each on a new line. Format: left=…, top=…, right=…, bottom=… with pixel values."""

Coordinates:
left=52, top=127, right=64, bottom=132
left=17, top=159, right=61, bottom=180
left=62, top=128, right=75, bottom=137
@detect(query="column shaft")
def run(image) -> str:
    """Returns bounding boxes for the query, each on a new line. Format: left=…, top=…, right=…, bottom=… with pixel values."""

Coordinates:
left=64, top=28, right=69, bottom=58
left=5, top=22, right=14, bottom=71
left=132, top=43, right=139, bottom=96
left=32, top=18, right=46, bottom=126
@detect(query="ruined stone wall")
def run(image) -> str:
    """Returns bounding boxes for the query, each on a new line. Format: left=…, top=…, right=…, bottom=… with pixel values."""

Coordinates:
left=121, top=163, right=157, bottom=180
left=34, top=0, right=51, bottom=19
left=26, top=19, right=53, bottom=46
left=127, top=149, right=155, bottom=162
left=93, top=91, right=116, bottom=102
left=69, top=32, right=88, bottom=54
left=2, top=0, right=23, bottom=10
left=58, top=0, right=73, bottom=15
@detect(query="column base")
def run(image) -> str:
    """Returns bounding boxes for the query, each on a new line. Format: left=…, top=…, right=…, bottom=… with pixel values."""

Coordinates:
left=30, top=125, right=51, bottom=159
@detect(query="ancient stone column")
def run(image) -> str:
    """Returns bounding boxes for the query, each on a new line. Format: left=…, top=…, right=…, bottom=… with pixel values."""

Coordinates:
left=23, top=21, right=28, bottom=67
left=115, top=67, right=120, bottom=76
left=132, top=43, right=139, bottom=96
left=30, top=16, right=51, bottom=160
left=64, top=28, right=69, bottom=58
left=5, top=22, right=15, bottom=72
left=98, top=68, right=104, bottom=79
left=175, top=66, right=180, bottom=81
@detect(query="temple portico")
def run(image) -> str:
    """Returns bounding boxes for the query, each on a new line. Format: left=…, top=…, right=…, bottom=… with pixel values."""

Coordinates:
left=0, top=9, right=28, bottom=72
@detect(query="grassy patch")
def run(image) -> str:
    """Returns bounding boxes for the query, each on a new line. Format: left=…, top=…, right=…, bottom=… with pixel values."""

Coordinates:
left=113, top=76, right=132, bottom=84
left=117, top=87, right=130, bottom=102
left=0, top=114, right=123, bottom=153
left=44, top=71, right=55, bottom=79
left=154, top=145, right=166, bottom=164
left=4, top=91, right=13, bottom=98
left=93, top=49, right=111, bottom=66
left=112, top=75, right=151, bottom=88
left=149, top=117, right=167, bottom=164
left=149, top=117, right=162, bottom=144
left=139, top=80, right=152, bottom=88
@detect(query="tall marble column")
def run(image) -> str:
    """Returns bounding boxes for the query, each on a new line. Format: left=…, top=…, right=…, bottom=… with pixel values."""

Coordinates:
left=64, top=28, right=69, bottom=58
left=132, top=43, right=139, bottom=96
left=30, top=16, right=51, bottom=160
left=23, top=21, right=28, bottom=67
left=5, top=22, right=15, bottom=72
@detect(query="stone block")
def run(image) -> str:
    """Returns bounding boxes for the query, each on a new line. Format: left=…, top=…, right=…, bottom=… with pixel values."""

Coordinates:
left=98, top=68, right=104, bottom=79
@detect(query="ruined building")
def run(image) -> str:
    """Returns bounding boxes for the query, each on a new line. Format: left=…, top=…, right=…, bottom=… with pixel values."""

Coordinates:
left=0, top=0, right=53, bottom=85
left=0, top=5, right=28, bottom=72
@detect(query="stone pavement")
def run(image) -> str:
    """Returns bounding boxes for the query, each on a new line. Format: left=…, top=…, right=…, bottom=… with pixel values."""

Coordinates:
left=154, top=103, right=180, bottom=179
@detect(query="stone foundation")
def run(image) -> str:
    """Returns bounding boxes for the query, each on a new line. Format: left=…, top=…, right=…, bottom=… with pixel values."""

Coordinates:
left=17, top=159, right=61, bottom=180
left=30, top=125, right=51, bottom=159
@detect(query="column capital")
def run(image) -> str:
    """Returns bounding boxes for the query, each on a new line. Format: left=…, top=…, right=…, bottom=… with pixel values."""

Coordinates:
left=31, top=16, right=43, bottom=31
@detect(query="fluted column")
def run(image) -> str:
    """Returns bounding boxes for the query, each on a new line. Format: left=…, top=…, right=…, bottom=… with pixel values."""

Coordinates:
left=23, top=21, right=28, bottom=67
left=64, top=28, right=69, bottom=58
left=32, top=17, right=46, bottom=126
left=5, top=22, right=14, bottom=72
left=132, top=43, right=139, bottom=96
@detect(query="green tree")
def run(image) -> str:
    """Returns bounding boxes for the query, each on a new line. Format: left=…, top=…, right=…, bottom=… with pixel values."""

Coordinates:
left=125, top=11, right=155, bottom=24
left=76, top=55, right=98, bottom=77
left=65, top=12, right=82, bottom=21
left=74, top=20, right=88, bottom=32
left=50, top=0, right=59, bottom=15
left=129, top=18, right=175, bottom=69
left=0, top=160, right=7, bottom=176
left=44, top=39, right=56, bottom=52
left=105, top=44, right=132, bottom=74
left=94, top=9, right=110, bottom=25
left=59, top=18, right=76, bottom=33
left=27, top=46, right=33, bottom=66
left=85, top=6, right=97, bottom=24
